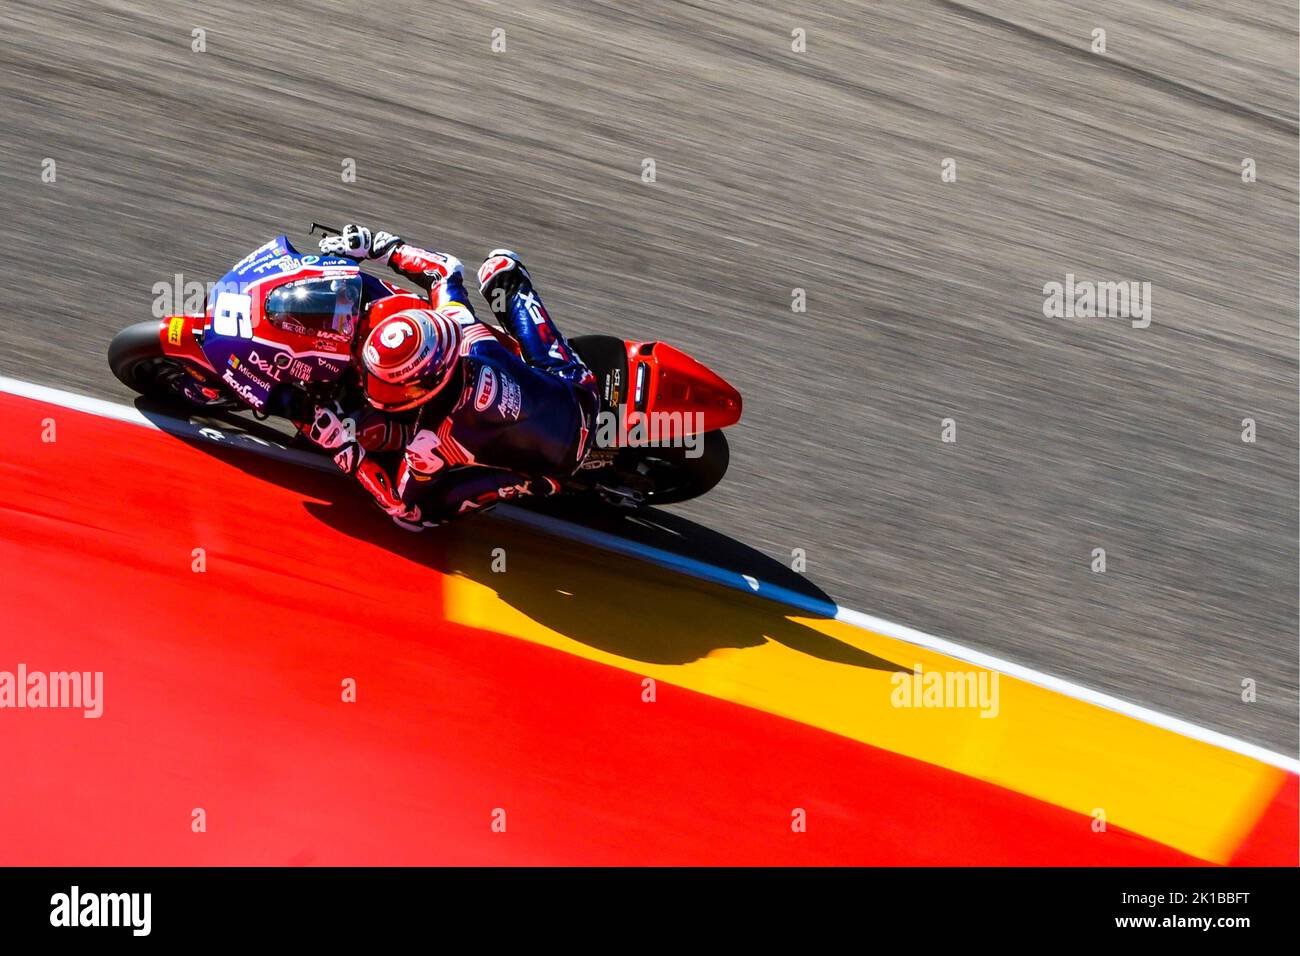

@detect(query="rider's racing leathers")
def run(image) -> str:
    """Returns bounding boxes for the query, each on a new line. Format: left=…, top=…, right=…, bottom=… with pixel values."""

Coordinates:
left=295, top=240, right=599, bottom=530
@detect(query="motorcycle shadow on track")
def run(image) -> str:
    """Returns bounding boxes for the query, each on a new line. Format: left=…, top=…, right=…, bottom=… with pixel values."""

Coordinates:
left=143, top=403, right=902, bottom=672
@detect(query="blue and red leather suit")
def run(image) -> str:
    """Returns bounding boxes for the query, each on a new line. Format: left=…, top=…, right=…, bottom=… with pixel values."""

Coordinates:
left=317, top=243, right=599, bottom=527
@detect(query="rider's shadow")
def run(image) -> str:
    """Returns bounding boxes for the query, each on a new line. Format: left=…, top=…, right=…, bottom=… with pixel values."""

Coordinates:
left=321, top=496, right=899, bottom=671
left=309, top=494, right=902, bottom=671
left=141, top=404, right=900, bottom=672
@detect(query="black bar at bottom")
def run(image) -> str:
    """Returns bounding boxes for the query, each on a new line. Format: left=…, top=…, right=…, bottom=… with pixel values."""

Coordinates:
left=0, top=866, right=1294, bottom=941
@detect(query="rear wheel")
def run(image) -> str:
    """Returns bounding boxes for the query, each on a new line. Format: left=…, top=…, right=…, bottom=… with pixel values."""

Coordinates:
left=108, top=321, right=233, bottom=408
left=623, top=429, right=731, bottom=505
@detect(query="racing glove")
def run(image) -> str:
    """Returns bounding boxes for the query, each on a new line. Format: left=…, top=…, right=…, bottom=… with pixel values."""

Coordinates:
left=319, top=224, right=403, bottom=263
left=353, top=456, right=439, bottom=531
left=319, top=434, right=436, bottom=532
left=302, top=402, right=437, bottom=531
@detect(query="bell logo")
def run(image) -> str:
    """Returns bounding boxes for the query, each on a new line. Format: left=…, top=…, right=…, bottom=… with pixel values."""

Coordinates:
left=474, top=366, right=500, bottom=411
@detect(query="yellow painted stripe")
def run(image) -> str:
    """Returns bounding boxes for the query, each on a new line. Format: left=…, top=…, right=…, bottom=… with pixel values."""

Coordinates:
left=441, top=523, right=1282, bottom=862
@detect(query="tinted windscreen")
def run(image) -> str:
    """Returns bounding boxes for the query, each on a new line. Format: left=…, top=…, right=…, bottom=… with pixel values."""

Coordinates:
left=264, top=276, right=361, bottom=335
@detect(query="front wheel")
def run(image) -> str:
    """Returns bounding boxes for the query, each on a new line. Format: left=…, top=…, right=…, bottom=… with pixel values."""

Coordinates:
left=108, top=321, right=233, bottom=409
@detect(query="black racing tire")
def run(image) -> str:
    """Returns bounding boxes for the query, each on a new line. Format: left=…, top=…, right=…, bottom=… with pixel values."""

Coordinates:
left=634, top=429, right=731, bottom=505
left=108, top=320, right=169, bottom=395
left=108, top=320, right=231, bottom=408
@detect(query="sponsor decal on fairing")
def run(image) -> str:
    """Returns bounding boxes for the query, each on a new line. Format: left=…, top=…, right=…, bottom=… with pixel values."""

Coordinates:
left=221, top=368, right=265, bottom=408
left=166, top=316, right=186, bottom=345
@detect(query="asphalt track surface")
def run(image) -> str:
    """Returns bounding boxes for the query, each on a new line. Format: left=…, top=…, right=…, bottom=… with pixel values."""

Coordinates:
left=0, top=1, right=1296, bottom=754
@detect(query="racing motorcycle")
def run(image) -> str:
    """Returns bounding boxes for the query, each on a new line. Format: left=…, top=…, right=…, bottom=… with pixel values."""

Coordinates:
left=107, top=230, right=743, bottom=506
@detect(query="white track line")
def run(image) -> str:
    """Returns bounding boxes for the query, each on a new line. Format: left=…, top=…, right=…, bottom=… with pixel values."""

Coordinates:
left=3, top=374, right=1297, bottom=774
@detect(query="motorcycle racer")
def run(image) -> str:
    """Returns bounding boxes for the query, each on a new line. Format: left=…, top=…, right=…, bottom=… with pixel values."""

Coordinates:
left=301, top=224, right=599, bottom=530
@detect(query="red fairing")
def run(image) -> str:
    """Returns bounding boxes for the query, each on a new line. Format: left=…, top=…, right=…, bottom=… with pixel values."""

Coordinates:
left=624, top=341, right=742, bottom=438
left=158, top=314, right=214, bottom=371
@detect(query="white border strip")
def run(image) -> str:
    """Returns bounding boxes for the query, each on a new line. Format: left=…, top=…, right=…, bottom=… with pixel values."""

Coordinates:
left=4, top=374, right=1296, bottom=774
